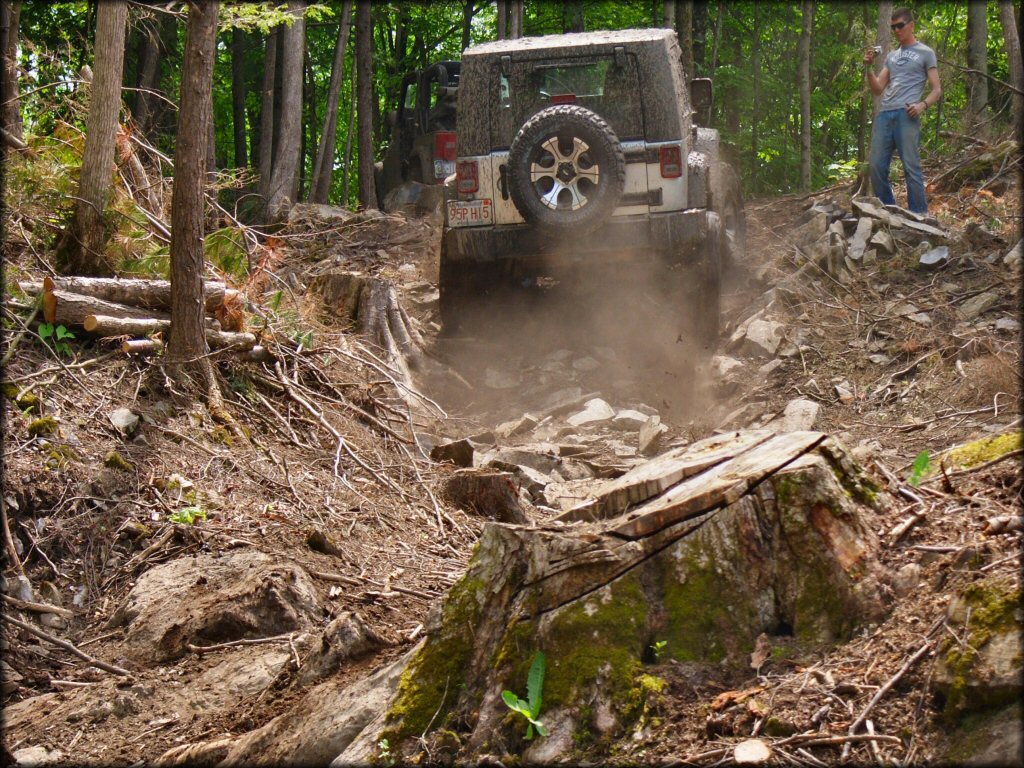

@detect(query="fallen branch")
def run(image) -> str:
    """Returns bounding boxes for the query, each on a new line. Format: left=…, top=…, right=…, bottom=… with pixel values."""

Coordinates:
left=21, top=276, right=239, bottom=313
left=187, top=632, right=298, bottom=655
left=1, top=592, right=75, bottom=618
left=924, top=448, right=1023, bottom=484
left=841, top=639, right=934, bottom=759
left=5, top=614, right=133, bottom=677
left=43, top=289, right=160, bottom=326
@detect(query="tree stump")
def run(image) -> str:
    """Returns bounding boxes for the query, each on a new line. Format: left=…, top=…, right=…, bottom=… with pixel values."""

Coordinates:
left=338, top=430, right=894, bottom=764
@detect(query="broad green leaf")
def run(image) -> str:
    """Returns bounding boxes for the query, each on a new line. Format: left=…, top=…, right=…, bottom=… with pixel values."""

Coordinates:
left=527, top=651, right=545, bottom=718
left=908, top=450, right=931, bottom=487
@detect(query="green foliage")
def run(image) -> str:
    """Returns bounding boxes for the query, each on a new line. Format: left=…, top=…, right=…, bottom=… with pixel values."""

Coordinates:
left=205, top=227, right=250, bottom=282
left=38, top=323, right=76, bottom=357
left=169, top=506, right=207, bottom=525
left=907, top=450, right=931, bottom=487
left=650, top=639, right=668, bottom=661
left=501, top=651, right=548, bottom=740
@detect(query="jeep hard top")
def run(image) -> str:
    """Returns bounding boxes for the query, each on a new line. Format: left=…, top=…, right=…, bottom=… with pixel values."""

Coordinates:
left=439, top=28, right=744, bottom=342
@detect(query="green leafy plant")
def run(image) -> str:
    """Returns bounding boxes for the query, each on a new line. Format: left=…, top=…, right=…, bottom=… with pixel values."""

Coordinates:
left=502, top=651, right=548, bottom=740
left=650, top=639, right=667, bottom=661
left=38, top=323, right=76, bottom=357
left=377, top=738, right=394, bottom=766
left=169, top=506, right=207, bottom=525
left=907, top=450, right=931, bottom=487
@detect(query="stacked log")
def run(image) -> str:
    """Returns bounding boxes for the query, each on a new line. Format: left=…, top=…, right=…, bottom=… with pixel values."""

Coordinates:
left=18, top=277, right=252, bottom=354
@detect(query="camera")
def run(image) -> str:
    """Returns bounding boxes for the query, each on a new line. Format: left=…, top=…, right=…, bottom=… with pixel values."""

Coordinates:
left=872, top=46, right=883, bottom=55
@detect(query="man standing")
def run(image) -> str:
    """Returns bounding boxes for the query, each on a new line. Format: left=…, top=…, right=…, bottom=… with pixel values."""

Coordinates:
left=863, top=8, right=942, bottom=214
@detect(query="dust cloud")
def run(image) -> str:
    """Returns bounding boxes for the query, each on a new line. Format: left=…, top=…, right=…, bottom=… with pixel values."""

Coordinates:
left=426, top=248, right=719, bottom=432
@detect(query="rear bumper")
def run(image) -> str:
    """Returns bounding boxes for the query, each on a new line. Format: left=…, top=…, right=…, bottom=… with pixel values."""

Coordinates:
left=443, top=209, right=715, bottom=276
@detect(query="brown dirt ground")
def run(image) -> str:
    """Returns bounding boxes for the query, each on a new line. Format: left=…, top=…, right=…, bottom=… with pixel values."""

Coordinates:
left=2, top=165, right=1020, bottom=766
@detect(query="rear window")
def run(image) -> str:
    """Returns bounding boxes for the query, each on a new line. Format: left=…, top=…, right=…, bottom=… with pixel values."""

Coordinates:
left=490, top=54, right=644, bottom=148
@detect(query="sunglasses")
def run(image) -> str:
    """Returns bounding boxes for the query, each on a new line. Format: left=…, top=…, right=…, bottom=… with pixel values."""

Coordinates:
left=890, top=21, right=909, bottom=30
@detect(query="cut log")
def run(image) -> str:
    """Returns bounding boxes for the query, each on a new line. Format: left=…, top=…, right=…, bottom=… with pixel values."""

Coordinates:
left=329, top=431, right=893, bottom=766
left=439, top=469, right=529, bottom=524
left=43, top=289, right=163, bottom=326
left=39, top=276, right=238, bottom=313
left=83, top=315, right=256, bottom=350
left=121, top=339, right=164, bottom=354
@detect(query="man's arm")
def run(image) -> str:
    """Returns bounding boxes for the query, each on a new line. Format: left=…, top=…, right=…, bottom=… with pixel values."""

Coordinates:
left=907, top=67, right=941, bottom=118
left=863, top=51, right=889, bottom=96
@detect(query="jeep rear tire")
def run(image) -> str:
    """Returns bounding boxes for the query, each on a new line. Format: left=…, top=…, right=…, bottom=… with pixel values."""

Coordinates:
left=507, top=105, right=625, bottom=233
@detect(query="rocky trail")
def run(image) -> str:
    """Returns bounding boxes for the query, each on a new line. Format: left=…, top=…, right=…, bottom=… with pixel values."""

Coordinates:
left=2, top=174, right=1021, bottom=766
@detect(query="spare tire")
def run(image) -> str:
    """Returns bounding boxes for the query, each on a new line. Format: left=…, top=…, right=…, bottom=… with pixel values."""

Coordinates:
left=507, top=105, right=625, bottom=233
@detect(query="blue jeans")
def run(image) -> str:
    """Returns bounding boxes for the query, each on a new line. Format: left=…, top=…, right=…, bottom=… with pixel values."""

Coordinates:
left=869, top=108, right=927, bottom=214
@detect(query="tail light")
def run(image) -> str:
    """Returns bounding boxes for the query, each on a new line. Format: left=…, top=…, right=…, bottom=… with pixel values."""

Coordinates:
left=551, top=94, right=577, bottom=105
left=435, top=131, right=456, bottom=162
left=457, top=160, right=479, bottom=194
left=659, top=145, right=683, bottom=178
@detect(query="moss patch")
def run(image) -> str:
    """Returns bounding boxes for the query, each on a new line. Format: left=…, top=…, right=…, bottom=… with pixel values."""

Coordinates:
left=381, top=574, right=485, bottom=743
left=104, top=450, right=134, bottom=471
left=940, top=579, right=1021, bottom=721
left=28, top=415, right=58, bottom=436
left=2, top=381, right=41, bottom=413
left=940, top=430, right=1022, bottom=472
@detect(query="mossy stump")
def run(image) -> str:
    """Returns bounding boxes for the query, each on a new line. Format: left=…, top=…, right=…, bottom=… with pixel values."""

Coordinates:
left=342, top=431, right=893, bottom=765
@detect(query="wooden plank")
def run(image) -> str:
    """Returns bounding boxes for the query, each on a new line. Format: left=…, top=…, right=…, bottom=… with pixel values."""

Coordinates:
left=608, top=431, right=826, bottom=540
left=555, top=430, right=775, bottom=524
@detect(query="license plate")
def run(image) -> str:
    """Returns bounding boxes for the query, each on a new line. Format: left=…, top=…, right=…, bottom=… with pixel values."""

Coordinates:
left=447, top=199, right=492, bottom=227
left=434, top=159, right=455, bottom=178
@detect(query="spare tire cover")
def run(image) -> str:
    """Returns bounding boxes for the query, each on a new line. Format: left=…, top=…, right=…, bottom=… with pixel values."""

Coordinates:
left=507, top=105, right=625, bottom=233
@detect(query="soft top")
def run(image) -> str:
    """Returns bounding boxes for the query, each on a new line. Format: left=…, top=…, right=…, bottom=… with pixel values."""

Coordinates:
left=463, top=28, right=676, bottom=57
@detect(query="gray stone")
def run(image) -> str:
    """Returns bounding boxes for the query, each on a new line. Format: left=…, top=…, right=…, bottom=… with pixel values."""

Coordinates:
left=13, top=746, right=64, bottom=766
left=1003, top=239, right=1022, bottom=269
left=848, top=217, right=874, bottom=261
left=869, top=229, right=895, bottom=254
left=483, top=367, right=521, bottom=389
left=611, top=409, right=649, bottom=431
left=758, top=359, right=784, bottom=377
left=494, top=414, right=538, bottom=439
left=793, top=210, right=828, bottom=246
left=638, top=414, right=667, bottom=456
left=959, top=291, right=999, bottom=320
left=109, top=408, right=139, bottom=436
left=892, top=563, right=922, bottom=597
left=767, top=398, right=820, bottom=432
left=908, top=312, right=933, bottom=326
left=919, top=245, right=949, bottom=269
left=995, top=317, right=1020, bottom=333
left=571, top=356, right=601, bottom=372
left=1, top=660, right=22, bottom=695
left=711, top=355, right=745, bottom=379
left=867, top=353, right=891, bottom=365
left=567, top=398, right=615, bottom=427
left=429, top=439, right=474, bottom=468
left=739, top=319, right=786, bottom=358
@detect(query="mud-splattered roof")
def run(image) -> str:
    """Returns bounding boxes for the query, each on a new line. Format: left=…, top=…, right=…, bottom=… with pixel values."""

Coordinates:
left=463, top=28, right=676, bottom=58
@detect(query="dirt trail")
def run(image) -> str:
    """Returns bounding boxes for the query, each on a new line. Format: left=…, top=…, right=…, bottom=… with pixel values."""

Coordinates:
left=2, top=181, right=1020, bottom=766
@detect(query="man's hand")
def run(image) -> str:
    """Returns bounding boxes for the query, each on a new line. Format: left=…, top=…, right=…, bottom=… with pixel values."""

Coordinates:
left=906, top=101, right=927, bottom=118
left=863, top=47, right=877, bottom=67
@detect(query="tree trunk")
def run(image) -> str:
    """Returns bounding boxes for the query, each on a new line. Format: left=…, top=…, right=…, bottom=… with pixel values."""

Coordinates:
left=310, top=1, right=353, bottom=204
left=55, top=0, right=128, bottom=276
left=43, top=289, right=165, bottom=326
left=496, top=0, right=507, bottom=39
left=675, top=1, right=694, bottom=81
left=1, top=0, right=23, bottom=141
left=342, top=63, right=357, bottom=206
left=709, top=1, right=722, bottom=74
left=998, top=1, right=1023, bottom=144
left=264, top=0, right=307, bottom=221
left=798, top=0, right=813, bottom=192
left=873, top=1, right=894, bottom=117
left=231, top=26, right=248, bottom=168
left=751, top=3, right=761, bottom=193
left=132, top=12, right=167, bottom=141
left=966, top=0, right=988, bottom=130
left=692, top=0, right=707, bottom=69
left=565, top=0, right=584, bottom=33
left=460, top=0, right=474, bottom=51
left=168, top=0, right=218, bottom=365
left=355, top=0, right=377, bottom=210
left=509, top=3, right=523, bottom=39
left=84, top=315, right=255, bottom=350
left=858, top=3, right=869, bottom=161
left=257, top=27, right=279, bottom=202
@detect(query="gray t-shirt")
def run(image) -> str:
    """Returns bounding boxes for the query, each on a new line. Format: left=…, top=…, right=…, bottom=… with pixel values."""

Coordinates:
left=879, top=41, right=938, bottom=112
